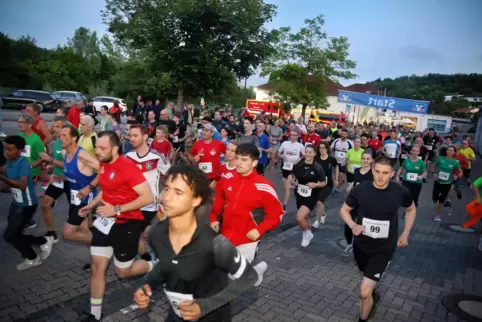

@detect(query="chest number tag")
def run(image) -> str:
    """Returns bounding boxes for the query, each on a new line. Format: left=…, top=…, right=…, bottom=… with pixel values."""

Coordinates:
left=164, top=290, right=194, bottom=317
left=198, top=162, right=212, bottom=174
left=362, top=218, right=389, bottom=239
left=406, top=172, right=418, bottom=181
left=21, top=145, right=31, bottom=158
left=297, top=184, right=312, bottom=197
left=93, top=216, right=116, bottom=235
left=11, top=188, right=23, bottom=203
left=282, top=162, right=293, bottom=171
left=70, top=190, right=82, bottom=206
left=438, top=171, right=450, bottom=181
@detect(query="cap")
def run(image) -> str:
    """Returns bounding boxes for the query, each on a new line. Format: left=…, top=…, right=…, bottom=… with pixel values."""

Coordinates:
left=203, top=124, right=215, bottom=132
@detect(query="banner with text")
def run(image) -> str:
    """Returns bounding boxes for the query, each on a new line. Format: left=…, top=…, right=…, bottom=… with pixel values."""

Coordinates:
left=337, top=90, right=429, bottom=115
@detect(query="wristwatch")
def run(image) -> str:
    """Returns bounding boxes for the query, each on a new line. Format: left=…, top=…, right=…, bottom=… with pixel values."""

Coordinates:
left=115, top=205, right=121, bottom=216
left=88, top=183, right=96, bottom=191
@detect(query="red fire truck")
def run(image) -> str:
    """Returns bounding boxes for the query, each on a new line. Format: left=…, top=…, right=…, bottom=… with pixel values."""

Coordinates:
left=244, top=99, right=284, bottom=118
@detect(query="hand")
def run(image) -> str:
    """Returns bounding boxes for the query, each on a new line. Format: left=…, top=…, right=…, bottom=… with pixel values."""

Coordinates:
left=78, top=205, right=91, bottom=218
left=351, top=224, right=364, bottom=236
left=179, top=300, right=201, bottom=321
left=39, top=152, right=51, bottom=162
left=133, top=284, right=152, bottom=309
left=417, top=176, right=424, bottom=180
left=97, top=201, right=117, bottom=217
left=77, top=186, right=91, bottom=200
left=210, top=221, right=220, bottom=232
left=307, top=182, right=318, bottom=189
left=397, top=233, right=409, bottom=248
left=194, top=154, right=201, bottom=163
left=246, top=229, right=260, bottom=241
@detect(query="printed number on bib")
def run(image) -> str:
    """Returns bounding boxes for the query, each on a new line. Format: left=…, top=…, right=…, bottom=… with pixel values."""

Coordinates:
left=164, top=290, right=193, bottom=317
left=423, top=144, right=433, bottom=151
left=53, top=181, right=64, bottom=189
left=282, top=162, right=293, bottom=171
left=438, top=171, right=450, bottom=181
left=386, top=149, right=396, bottom=158
left=21, top=145, right=31, bottom=158
left=334, top=151, right=346, bottom=161
left=351, top=164, right=361, bottom=173
left=11, top=188, right=23, bottom=203
left=173, top=136, right=179, bottom=143
left=198, top=162, right=212, bottom=174
left=406, top=172, right=418, bottom=181
left=362, top=218, right=389, bottom=239
left=93, top=216, right=116, bottom=235
left=297, top=184, right=312, bottom=197
left=70, top=189, right=81, bottom=206
left=401, top=154, right=408, bottom=159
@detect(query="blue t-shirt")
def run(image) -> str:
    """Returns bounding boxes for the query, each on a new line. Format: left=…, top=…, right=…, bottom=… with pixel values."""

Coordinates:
left=383, top=139, right=401, bottom=158
left=220, top=138, right=230, bottom=164
left=258, top=133, right=271, bottom=165
left=6, top=157, right=38, bottom=206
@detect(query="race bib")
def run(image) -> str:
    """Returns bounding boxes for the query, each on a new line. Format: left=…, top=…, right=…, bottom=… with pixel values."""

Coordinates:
left=282, top=162, right=293, bottom=171
left=70, top=189, right=81, bottom=206
left=423, top=144, right=433, bottom=151
left=147, top=138, right=153, bottom=146
left=438, top=171, right=450, bottom=181
left=93, top=216, right=116, bottom=235
left=334, top=151, right=346, bottom=161
left=297, top=184, right=312, bottom=197
left=385, top=148, right=396, bottom=158
left=53, top=181, right=64, bottom=189
left=401, top=154, right=408, bottom=159
left=362, top=218, right=389, bottom=239
left=11, top=188, right=23, bottom=203
left=21, top=145, right=31, bottom=158
left=164, top=290, right=193, bottom=317
left=199, top=162, right=212, bottom=174
left=406, top=172, right=418, bottom=181
left=350, top=164, right=361, bottom=173
left=173, top=136, right=179, bottom=143
left=418, top=156, right=422, bottom=160
left=272, top=140, right=277, bottom=145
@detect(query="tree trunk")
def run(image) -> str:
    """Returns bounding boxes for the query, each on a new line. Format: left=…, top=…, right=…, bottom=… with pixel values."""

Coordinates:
left=302, top=103, right=307, bottom=122
left=244, top=78, right=247, bottom=90
left=176, top=82, right=184, bottom=110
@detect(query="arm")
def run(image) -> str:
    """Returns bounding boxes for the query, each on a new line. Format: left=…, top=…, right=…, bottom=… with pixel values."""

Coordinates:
left=195, top=235, right=257, bottom=318
left=402, top=203, right=416, bottom=237
left=474, top=183, right=482, bottom=204
left=396, top=163, right=405, bottom=181
left=78, top=150, right=100, bottom=171
left=38, top=120, right=53, bottom=145
left=256, top=183, right=284, bottom=236
left=0, top=174, right=28, bottom=190
left=339, top=202, right=357, bottom=229
left=31, top=141, right=46, bottom=168
left=119, top=182, right=155, bottom=213
left=209, top=179, right=226, bottom=223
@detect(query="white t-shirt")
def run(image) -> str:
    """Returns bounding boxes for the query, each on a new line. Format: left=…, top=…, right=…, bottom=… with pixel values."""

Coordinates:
left=279, top=141, right=305, bottom=164
left=330, top=138, right=354, bottom=164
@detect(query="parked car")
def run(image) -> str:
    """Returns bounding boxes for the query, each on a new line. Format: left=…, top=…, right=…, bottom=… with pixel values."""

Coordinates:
left=91, top=96, right=127, bottom=113
left=1, top=89, right=60, bottom=112
left=52, top=91, right=88, bottom=110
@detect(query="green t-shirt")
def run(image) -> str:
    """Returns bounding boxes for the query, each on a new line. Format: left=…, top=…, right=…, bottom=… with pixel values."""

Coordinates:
left=346, top=148, right=364, bottom=174
left=434, top=156, right=461, bottom=184
left=52, top=140, right=64, bottom=176
left=474, top=177, right=482, bottom=196
left=18, top=132, right=45, bottom=176
left=401, top=158, right=426, bottom=184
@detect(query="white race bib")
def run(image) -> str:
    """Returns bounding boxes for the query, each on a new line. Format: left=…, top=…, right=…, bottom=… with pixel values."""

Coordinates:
left=385, top=147, right=396, bottom=158
left=418, top=156, right=422, bottom=160
left=21, top=145, right=31, bottom=158
left=406, top=172, right=418, bottom=181
left=297, top=184, right=312, bottom=197
left=70, top=189, right=81, bottom=206
left=11, top=188, right=23, bottom=203
left=282, top=162, right=293, bottom=171
left=362, top=218, right=390, bottom=239
left=272, top=140, right=277, bottom=145
left=438, top=171, right=450, bottom=181
left=164, top=290, right=194, bottom=317
left=334, top=151, right=346, bottom=162
left=199, top=162, right=212, bottom=173
left=173, top=136, right=179, bottom=143
left=350, top=164, right=361, bottom=173
left=53, top=181, right=64, bottom=189
left=401, top=154, right=408, bottom=159
left=93, top=216, right=116, bottom=235
left=424, top=144, right=433, bottom=151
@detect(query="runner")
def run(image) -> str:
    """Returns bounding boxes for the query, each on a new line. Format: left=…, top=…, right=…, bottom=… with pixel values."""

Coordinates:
left=431, top=145, right=462, bottom=222
left=268, top=119, right=283, bottom=167
left=125, top=124, right=171, bottom=261
left=345, top=138, right=364, bottom=189
left=423, top=128, right=440, bottom=170
left=134, top=163, right=257, bottom=321
left=39, top=116, right=70, bottom=242
left=292, top=145, right=327, bottom=247
left=78, top=131, right=157, bottom=321
left=17, top=114, right=45, bottom=185
left=255, top=122, right=270, bottom=176
left=459, top=139, right=476, bottom=188
left=150, top=126, right=175, bottom=161
left=339, top=155, right=416, bottom=322
left=472, top=177, right=482, bottom=251
left=209, top=143, right=284, bottom=285
left=60, top=124, right=99, bottom=244
left=217, top=141, right=238, bottom=179
left=330, top=129, right=353, bottom=194
left=382, top=130, right=401, bottom=167
left=313, top=142, right=338, bottom=228
left=302, top=123, right=321, bottom=147
left=237, top=116, right=259, bottom=146
left=0, top=135, right=54, bottom=270
left=78, top=115, right=98, bottom=157
left=278, top=128, right=305, bottom=210
left=396, top=145, right=427, bottom=207
left=24, top=103, right=52, bottom=147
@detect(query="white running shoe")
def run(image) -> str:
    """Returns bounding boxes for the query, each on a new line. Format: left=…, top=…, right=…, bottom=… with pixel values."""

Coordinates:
left=301, top=230, right=314, bottom=247
left=254, top=261, right=268, bottom=287
left=342, top=244, right=353, bottom=256
left=0, top=132, right=6, bottom=138
left=320, top=214, right=326, bottom=225
left=40, top=238, right=54, bottom=260
left=16, top=257, right=42, bottom=271
left=312, top=220, right=320, bottom=229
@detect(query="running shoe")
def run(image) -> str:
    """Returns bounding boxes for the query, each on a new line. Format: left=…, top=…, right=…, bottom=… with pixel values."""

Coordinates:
left=320, top=214, right=326, bottom=224
left=312, top=219, right=320, bottom=229
left=254, top=261, right=268, bottom=287
left=40, top=238, right=54, bottom=260
left=16, top=257, right=42, bottom=271
left=45, top=232, right=58, bottom=244
left=79, top=312, right=103, bottom=321
left=444, top=200, right=451, bottom=207
left=342, top=244, right=353, bottom=256
left=301, top=230, right=314, bottom=247
left=433, top=214, right=442, bottom=222
left=368, top=291, right=381, bottom=319
left=82, top=264, right=91, bottom=272
left=24, top=221, right=37, bottom=230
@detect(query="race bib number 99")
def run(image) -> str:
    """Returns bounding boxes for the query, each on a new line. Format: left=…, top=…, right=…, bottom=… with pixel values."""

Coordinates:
left=164, top=290, right=193, bottom=317
left=362, top=218, right=389, bottom=239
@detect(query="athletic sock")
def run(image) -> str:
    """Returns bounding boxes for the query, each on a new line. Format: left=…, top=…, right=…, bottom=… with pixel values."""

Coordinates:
left=147, top=261, right=154, bottom=272
left=90, top=297, right=102, bottom=320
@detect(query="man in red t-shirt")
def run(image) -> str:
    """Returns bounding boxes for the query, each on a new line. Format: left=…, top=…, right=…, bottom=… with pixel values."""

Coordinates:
left=67, top=102, right=82, bottom=129
left=302, top=123, right=321, bottom=147
left=78, top=131, right=157, bottom=321
left=190, top=124, right=226, bottom=185
left=368, top=131, right=382, bottom=154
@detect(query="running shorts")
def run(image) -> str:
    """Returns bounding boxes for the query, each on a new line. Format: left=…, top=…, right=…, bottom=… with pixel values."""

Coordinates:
left=432, top=181, right=452, bottom=203
left=91, top=220, right=144, bottom=267
left=45, top=181, right=70, bottom=205
left=141, top=210, right=156, bottom=230
left=346, top=171, right=355, bottom=183
left=463, top=168, right=471, bottom=179
left=67, top=204, right=86, bottom=226
left=295, top=188, right=320, bottom=211
left=281, top=169, right=292, bottom=179
left=338, top=164, right=347, bottom=174
left=353, top=243, right=394, bottom=282
left=317, top=185, right=332, bottom=203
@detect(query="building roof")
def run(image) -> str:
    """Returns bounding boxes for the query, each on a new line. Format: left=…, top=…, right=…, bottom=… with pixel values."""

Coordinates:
left=453, top=107, right=480, bottom=114
left=343, top=83, right=378, bottom=94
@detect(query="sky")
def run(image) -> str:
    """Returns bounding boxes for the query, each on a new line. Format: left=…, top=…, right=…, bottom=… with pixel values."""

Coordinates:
left=1, top=0, right=481, bottom=87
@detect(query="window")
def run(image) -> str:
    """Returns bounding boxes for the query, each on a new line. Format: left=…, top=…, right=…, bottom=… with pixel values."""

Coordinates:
left=102, top=98, right=114, bottom=103
left=12, top=91, right=24, bottom=97
left=427, top=119, right=447, bottom=133
left=61, top=92, right=77, bottom=99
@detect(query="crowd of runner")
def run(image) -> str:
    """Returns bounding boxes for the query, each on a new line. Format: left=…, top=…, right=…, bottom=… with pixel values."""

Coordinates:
left=0, top=101, right=480, bottom=322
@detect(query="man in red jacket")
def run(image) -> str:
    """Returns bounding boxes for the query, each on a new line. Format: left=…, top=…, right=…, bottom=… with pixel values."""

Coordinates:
left=67, top=100, right=82, bottom=129
left=209, top=143, right=284, bottom=286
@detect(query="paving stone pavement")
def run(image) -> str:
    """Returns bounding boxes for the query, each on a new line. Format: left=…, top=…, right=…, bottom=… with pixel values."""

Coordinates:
left=1, top=162, right=481, bottom=322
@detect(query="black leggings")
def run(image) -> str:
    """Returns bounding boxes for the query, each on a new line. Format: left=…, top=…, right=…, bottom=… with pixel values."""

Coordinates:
left=402, top=180, right=422, bottom=207
left=4, top=203, right=46, bottom=260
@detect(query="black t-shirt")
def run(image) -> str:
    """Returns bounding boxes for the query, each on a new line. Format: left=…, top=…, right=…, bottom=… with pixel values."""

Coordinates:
left=0, top=143, right=5, bottom=167
left=316, top=155, right=338, bottom=187
left=318, top=129, right=331, bottom=139
left=173, top=122, right=187, bottom=145
left=158, top=119, right=177, bottom=136
left=293, top=160, right=326, bottom=186
left=346, top=181, right=412, bottom=252
left=361, top=145, right=377, bottom=158
left=423, top=135, right=439, bottom=151
left=353, top=168, right=373, bottom=186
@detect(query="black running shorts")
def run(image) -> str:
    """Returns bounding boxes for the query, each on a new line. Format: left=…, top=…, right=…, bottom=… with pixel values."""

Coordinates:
left=353, top=243, right=394, bottom=282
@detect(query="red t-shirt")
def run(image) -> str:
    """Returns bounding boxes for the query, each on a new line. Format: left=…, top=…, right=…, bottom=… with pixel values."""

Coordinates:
left=150, top=139, right=172, bottom=159
left=368, top=139, right=381, bottom=151
left=216, top=162, right=237, bottom=181
left=455, top=153, right=469, bottom=170
left=302, top=132, right=321, bottom=146
left=99, top=156, right=146, bottom=221
left=190, top=139, right=226, bottom=180
left=67, top=106, right=81, bottom=129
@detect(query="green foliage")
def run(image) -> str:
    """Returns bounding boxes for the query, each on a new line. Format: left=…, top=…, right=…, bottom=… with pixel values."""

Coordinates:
left=261, top=15, right=356, bottom=114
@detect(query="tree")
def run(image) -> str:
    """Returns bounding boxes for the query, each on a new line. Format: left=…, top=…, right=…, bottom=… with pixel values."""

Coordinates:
left=261, top=15, right=356, bottom=117
left=103, top=0, right=277, bottom=106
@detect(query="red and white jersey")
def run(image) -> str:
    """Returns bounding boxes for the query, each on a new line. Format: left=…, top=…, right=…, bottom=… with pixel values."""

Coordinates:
left=217, top=162, right=237, bottom=181
left=125, top=149, right=171, bottom=211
